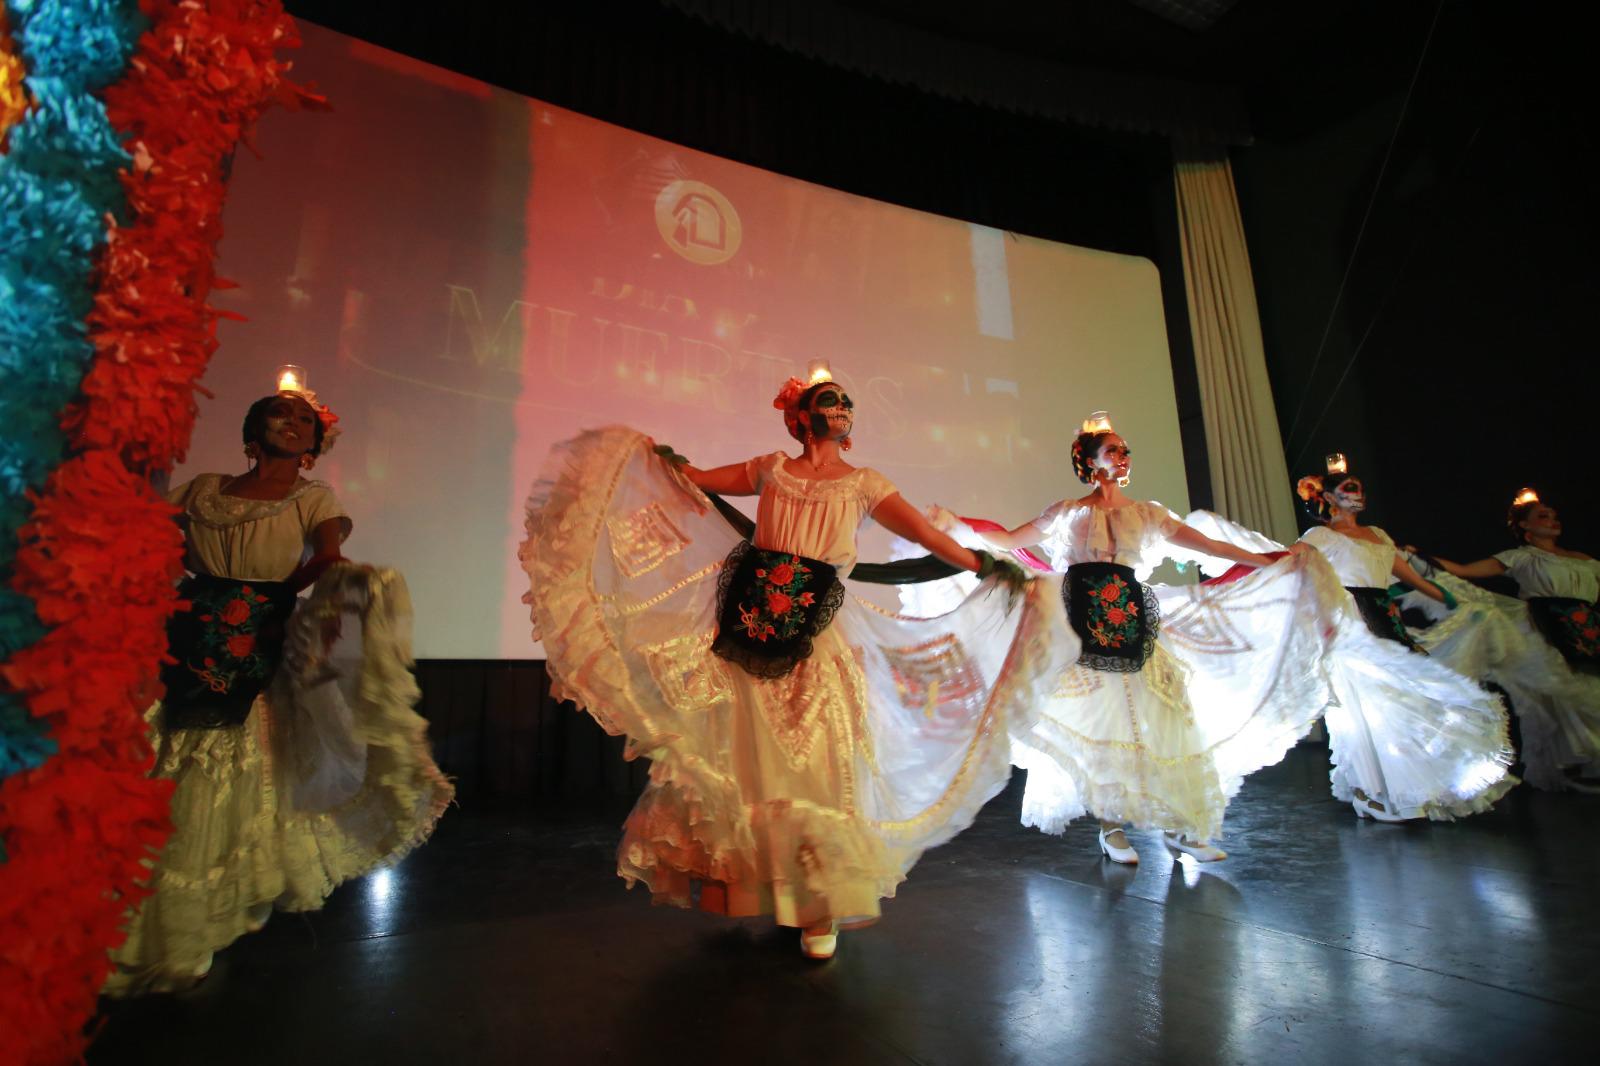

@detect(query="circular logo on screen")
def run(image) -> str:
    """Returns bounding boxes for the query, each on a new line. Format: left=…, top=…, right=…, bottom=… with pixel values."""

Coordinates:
left=655, top=180, right=742, bottom=265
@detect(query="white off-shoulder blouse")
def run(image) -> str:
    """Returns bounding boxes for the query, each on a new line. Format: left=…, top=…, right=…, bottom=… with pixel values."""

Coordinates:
left=1030, top=498, right=1182, bottom=571
left=1494, top=545, right=1600, bottom=602
left=169, top=473, right=351, bottom=582
left=743, top=453, right=898, bottom=575
left=1300, top=525, right=1397, bottom=587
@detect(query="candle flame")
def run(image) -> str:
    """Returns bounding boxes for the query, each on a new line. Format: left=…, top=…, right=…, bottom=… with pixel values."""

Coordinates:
left=275, top=364, right=306, bottom=393
left=1081, top=411, right=1113, bottom=434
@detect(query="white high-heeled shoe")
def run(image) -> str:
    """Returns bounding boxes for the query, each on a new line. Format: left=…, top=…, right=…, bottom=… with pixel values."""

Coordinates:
left=1098, top=826, right=1139, bottom=865
left=1163, top=833, right=1227, bottom=862
left=1351, top=793, right=1410, bottom=823
left=800, top=920, right=839, bottom=959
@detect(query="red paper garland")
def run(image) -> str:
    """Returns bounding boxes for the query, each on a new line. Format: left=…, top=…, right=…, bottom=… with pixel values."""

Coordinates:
left=0, top=3, right=316, bottom=1061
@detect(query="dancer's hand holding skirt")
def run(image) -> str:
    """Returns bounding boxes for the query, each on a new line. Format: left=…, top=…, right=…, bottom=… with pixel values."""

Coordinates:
left=104, top=563, right=453, bottom=996
left=914, top=506, right=1349, bottom=842
left=1397, top=565, right=1600, bottom=790
left=1178, top=510, right=1515, bottom=820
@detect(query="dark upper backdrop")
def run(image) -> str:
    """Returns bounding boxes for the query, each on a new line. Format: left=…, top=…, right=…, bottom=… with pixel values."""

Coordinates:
left=283, top=0, right=1596, bottom=565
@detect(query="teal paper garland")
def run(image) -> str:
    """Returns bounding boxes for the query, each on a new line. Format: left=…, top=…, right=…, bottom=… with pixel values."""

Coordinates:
left=0, top=0, right=141, bottom=781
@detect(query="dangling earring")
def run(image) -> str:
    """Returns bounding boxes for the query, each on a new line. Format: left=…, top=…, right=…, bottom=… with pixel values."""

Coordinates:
left=840, top=435, right=852, bottom=452
left=1116, top=474, right=1130, bottom=488
left=243, top=441, right=261, bottom=464
left=299, top=453, right=316, bottom=471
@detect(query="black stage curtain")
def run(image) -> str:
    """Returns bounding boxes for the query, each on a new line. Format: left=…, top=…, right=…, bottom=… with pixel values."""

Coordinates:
left=415, top=661, right=648, bottom=808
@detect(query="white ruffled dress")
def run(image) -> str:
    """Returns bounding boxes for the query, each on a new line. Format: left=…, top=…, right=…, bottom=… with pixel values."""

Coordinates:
left=1185, top=514, right=1516, bottom=819
left=104, top=475, right=454, bottom=996
left=999, top=499, right=1342, bottom=842
left=1401, top=546, right=1600, bottom=789
left=519, top=428, right=1075, bottom=929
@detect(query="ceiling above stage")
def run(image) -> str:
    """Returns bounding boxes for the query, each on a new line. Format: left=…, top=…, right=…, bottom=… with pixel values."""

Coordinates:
left=282, top=0, right=1436, bottom=141
left=1122, top=0, right=1244, bottom=32
left=835, top=0, right=1408, bottom=90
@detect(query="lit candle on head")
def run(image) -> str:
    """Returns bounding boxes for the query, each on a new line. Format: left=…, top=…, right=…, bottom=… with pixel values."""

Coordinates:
left=1325, top=453, right=1348, bottom=476
left=1512, top=487, right=1539, bottom=508
left=276, top=364, right=307, bottom=394
left=806, top=360, right=833, bottom=385
left=1081, top=411, right=1113, bottom=434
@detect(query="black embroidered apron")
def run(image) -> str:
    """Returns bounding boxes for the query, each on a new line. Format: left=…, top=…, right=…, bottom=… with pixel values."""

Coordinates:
left=711, top=541, right=846, bottom=679
left=1063, top=562, right=1161, bottom=672
left=1345, top=585, right=1422, bottom=652
left=1526, top=596, right=1600, bottom=672
left=159, top=573, right=299, bottom=729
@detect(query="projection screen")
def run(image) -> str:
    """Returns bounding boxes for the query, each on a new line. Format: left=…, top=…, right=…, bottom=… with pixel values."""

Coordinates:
left=176, top=22, right=1188, bottom=658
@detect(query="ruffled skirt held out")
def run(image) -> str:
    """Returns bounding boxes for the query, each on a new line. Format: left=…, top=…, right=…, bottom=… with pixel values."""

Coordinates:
left=1015, top=554, right=1346, bottom=841
left=520, top=428, right=1074, bottom=929
left=103, top=565, right=454, bottom=996
left=1403, top=573, right=1600, bottom=790
left=1322, top=607, right=1516, bottom=819
left=1173, top=511, right=1518, bottom=819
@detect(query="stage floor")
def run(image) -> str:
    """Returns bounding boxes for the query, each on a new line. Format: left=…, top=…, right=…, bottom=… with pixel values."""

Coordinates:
left=89, top=744, right=1598, bottom=1065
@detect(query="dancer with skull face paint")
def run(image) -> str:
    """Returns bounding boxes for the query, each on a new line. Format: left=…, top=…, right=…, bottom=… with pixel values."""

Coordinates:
left=104, top=382, right=453, bottom=996
left=1399, top=488, right=1600, bottom=790
left=933, top=413, right=1344, bottom=863
left=520, top=368, right=1075, bottom=959
left=1186, top=455, right=1516, bottom=821
left=1294, top=457, right=1514, bottom=819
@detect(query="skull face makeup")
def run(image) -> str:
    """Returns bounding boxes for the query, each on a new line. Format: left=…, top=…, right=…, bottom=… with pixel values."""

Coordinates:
left=1094, top=433, right=1132, bottom=484
left=805, top=384, right=854, bottom=442
left=1327, top=477, right=1366, bottom=514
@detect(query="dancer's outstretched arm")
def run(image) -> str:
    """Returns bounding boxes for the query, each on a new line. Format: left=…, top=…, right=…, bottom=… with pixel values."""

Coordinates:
left=875, top=495, right=986, bottom=573
left=1391, top=553, right=1453, bottom=605
left=1431, top=555, right=1508, bottom=580
left=645, top=437, right=757, bottom=496
left=681, top=461, right=757, bottom=496
left=971, top=518, right=1045, bottom=554
left=1167, top=523, right=1294, bottom=570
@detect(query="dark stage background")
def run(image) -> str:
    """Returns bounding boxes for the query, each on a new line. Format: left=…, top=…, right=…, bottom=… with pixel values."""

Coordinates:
left=282, top=0, right=1594, bottom=800
left=414, top=661, right=647, bottom=806
left=1236, top=0, right=1598, bottom=562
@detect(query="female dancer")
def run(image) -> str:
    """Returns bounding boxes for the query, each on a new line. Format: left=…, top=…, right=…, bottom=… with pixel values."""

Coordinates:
left=105, top=384, right=453, bottom=995
left=1187, top=455, right=1516, bottom=821
left=1405, top=488, right=1600, bottom=789
left=519, top=369, right=1073, bottom=958
left=943, top=413, right=1342, bottom=864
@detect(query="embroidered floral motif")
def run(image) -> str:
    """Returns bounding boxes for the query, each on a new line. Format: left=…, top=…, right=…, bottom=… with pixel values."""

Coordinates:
left=741, top=553, right=819, bottom=642
left=1346, top=586, right=1420, bottom=651
left=1084, top=572, right=1141, bottom=650
left=712, top=542, right=844, bottom=679
left=185, top=581, right=279, bottom=694
left=1566, top=604, right=1600, bottom=657
left=1383, top=598, right=1407, bottom=639
left=1063, top=562, right=1160, bottom=672
left=1529, top=597, right=1600, bottom=663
